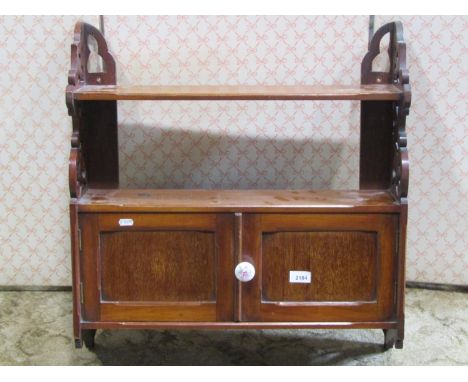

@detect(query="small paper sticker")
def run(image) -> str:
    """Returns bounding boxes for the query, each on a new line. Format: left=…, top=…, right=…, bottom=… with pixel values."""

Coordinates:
left=289, top=271, right=311, bottom=283
left=118, top=218, right=134, bottom=226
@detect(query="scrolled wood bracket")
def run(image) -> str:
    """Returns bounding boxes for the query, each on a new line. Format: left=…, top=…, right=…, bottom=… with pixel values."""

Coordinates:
left=362, top=21, right=411, bottom=202
left=66, top=22, right=116, bottom=198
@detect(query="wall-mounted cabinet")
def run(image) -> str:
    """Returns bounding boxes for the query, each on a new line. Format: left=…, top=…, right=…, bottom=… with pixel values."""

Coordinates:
left=66, top=21, right=410, bottom=350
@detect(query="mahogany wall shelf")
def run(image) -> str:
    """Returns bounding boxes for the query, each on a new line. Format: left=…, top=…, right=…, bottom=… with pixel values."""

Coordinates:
left=66, top=21, right=411, bottom=351
left=73, top=84, right=403, bottom=101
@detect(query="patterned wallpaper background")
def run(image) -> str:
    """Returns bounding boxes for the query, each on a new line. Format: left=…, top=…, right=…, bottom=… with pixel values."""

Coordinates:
left=0, top=16, right=467, bottom=285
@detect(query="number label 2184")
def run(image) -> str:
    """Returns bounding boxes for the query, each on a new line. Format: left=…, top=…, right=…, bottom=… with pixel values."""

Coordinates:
left=289, top=271, right=312, bottom=284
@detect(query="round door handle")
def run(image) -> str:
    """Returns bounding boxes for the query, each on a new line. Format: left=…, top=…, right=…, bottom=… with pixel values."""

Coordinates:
left=234, top=262, right=255, bottom=282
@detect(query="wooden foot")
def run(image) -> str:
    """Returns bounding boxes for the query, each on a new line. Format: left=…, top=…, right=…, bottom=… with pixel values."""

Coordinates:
left=75, top=338, right=83, bottom=349
left=383, top=329, right=404, bottom=350
left=82, top=329, right=97, bottom=349
left=383, top=329, right=396, bottom=350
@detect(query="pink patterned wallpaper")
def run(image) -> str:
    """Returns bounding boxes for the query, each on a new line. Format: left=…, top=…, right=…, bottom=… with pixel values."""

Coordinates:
left=0, top=16, right=98, bottom=285
left=0, top=16, right=466, bottom=285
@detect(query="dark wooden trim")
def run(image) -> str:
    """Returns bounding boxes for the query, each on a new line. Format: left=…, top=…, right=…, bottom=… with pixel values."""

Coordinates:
left=81, top=321, right=398, bottom=330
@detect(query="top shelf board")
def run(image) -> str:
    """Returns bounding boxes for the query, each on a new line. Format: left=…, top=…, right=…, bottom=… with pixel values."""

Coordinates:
left=77, top=188, right=400, bottom=213
left=73, top=84, right=403, bottom=101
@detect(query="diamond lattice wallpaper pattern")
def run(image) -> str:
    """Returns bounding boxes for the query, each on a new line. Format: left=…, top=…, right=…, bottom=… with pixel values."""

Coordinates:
left=107, top=16, right=365, bottom=190
left=0, top=16, right=99, bottom=285
left=375, top=16, right=468, bottom=284
left=0, top=16, right=466, bottom=285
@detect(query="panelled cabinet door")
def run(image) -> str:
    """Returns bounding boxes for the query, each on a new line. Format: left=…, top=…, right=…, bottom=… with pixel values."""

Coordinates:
left=79, top=213, right=234, bottom=322
left=239, top=214, right=398, bottom=322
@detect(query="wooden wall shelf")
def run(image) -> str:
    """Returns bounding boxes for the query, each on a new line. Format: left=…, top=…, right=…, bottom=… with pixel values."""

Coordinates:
left=78, top=188, right=400, bottom=213
left=73, top=84, right=403, bottom=101
left=66, top=21, right=411, bottom=352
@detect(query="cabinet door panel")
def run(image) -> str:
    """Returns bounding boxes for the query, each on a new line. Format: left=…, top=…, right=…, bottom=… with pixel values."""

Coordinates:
left=262, top=231, right=377, bottom=302
left=101, top=231, right=216, bottom=302
left=80, top=213, right=234, bottom=322
left=240, top=213, right=397, bottom=322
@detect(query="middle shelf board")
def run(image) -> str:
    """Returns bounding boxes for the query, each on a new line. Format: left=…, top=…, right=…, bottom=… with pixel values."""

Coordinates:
left=72, top=84, right=402, bottom=101
left=76, top=189, right=400, bottom=213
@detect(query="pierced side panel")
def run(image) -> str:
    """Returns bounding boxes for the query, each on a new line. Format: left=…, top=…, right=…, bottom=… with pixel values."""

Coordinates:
left=391, top=78, right=410, bottom=201
left=362, top=21, right=406, bottom=86
left=67, top=22, right=116, bottom=93
left=66, top=22, right=118, bottom=198
left=360, top=21, right=411, bottom=202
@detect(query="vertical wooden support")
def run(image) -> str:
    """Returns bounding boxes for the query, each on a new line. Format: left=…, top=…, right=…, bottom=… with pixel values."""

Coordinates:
left=66, top=22, right=119, bottom=197
left=66, top=22, right=118, bottom=347
left=361, top=21, right=411, bottom=349
left=395, top=201, right=408, bottom=349
left=234, top=213, right=243, bottom=322
left=360, top=21, right=410, bottom=197
left=69, top=203, right=83, bottom=348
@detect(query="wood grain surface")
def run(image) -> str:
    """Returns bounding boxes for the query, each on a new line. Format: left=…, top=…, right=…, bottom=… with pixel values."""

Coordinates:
left=262, top=231, right=377, bottom=302
left=238, top=213, right=397, bottom=322
left=67, top=21, right=410, bottom=349
left=100, top=231, right=216, bottom=302
left=79, top=213, right=235, bottom=323
left=78, top=189, right=400, bottom=213
left=73, top=84, right=403, bottom=101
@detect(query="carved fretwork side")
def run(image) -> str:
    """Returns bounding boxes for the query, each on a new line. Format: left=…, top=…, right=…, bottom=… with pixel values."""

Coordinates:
left=361, top=21, right=411, bottom=349
left=66, top=22, right=117, bottom=198
left=360, top=21, right=411, bottom=203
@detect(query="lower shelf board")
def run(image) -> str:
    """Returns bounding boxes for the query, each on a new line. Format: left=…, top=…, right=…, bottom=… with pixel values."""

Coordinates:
left=80, top=321, right=399, bottom=330
left=76, top=188, right=400, bottom=213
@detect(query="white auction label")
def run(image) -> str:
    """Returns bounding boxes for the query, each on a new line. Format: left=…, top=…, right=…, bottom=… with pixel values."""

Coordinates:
left=118, top=218, right=134, bottom=226
left=289, top=271, right=312, bottom=283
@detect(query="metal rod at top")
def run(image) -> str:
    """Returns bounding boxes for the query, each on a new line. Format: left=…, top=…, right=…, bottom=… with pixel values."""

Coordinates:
left=368, top=15, right=375, bottom=49
left=99, top=15, right=105, bottom=36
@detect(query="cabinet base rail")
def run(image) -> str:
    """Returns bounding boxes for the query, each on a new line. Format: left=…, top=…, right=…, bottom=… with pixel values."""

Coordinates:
left=75, top=322, right=403, bottom=350
left=80, top=321, right=399, bottom=330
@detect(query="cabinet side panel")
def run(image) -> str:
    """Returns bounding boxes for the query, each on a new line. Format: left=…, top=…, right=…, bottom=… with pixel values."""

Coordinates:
left=80, top=214, right=100, bottom=321
left=69, top=203, right=82, bottom=343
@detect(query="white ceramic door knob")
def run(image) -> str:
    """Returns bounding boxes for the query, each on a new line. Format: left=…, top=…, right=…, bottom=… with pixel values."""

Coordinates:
left=234, top=262, right=256, bottom=282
